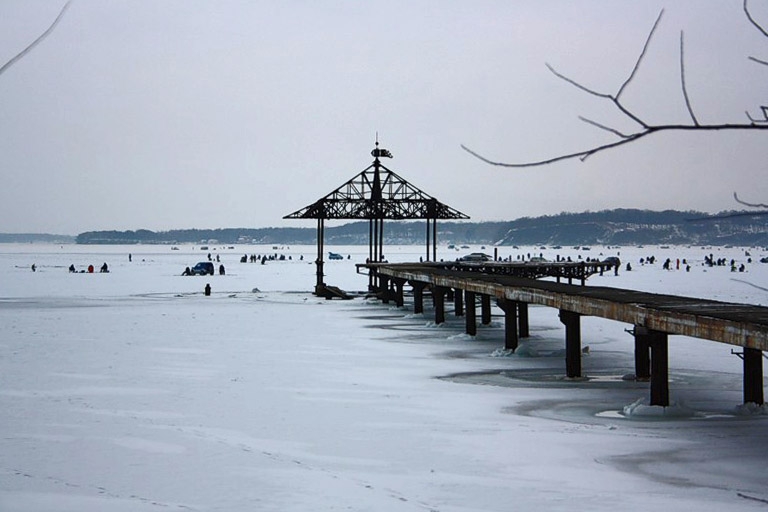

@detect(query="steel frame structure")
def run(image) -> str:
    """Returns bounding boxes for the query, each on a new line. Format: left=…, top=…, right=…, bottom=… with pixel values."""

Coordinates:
left=284, top=143, right=469, bottom=295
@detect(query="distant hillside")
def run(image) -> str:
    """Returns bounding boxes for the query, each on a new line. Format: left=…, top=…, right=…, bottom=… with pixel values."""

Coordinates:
left=73, top=209, right=768, bottom=246
left=0, top=233, right=75, bottom=244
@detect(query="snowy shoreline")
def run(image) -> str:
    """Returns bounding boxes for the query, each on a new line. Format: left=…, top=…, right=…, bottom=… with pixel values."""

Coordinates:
left=2, top=243, right=768, bottom=511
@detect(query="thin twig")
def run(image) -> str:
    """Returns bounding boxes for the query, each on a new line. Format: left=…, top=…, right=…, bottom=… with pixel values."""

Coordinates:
left=743, top=0, right=768, bottom=64
left=617, top=9, right=664, bottom=99
left=545, top=63, right=610, bottom=99
left=546, top=63, right=649, bottom=129
left=578, top=116, right=632, bottom=138
left=745, top=109, right=768, bottom=123
left=744, top=0, right=768, bottom=38
left=734, top=191, right=768, bottom=208
left=680, top=31, right=700, bottom=126
left=0, top=1, right=71, bottom=77
left=737, top=492, right=768, bottom=505
left=688, top=210, right=768, bottom=222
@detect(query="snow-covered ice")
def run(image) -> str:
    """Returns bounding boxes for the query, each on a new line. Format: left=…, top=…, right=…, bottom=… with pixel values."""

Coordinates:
left=2, top=243, right=768, bottom=511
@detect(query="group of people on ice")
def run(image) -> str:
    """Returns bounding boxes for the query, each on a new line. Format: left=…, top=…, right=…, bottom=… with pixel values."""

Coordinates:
left=68, top=262, right=109, bottom=273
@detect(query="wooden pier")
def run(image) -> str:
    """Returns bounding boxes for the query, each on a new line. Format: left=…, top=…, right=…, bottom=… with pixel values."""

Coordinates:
left=357, top=262, right=768, bottom=407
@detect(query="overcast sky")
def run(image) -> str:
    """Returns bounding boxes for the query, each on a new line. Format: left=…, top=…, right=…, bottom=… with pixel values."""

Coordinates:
left=1, top=1, right=767, bottom=234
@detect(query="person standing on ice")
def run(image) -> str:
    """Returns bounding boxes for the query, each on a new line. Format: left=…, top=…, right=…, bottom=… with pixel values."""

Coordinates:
left=204, top=283, right=211, bottom=296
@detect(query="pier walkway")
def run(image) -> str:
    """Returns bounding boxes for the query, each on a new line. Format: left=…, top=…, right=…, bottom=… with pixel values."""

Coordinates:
left=357, top=262, right=768, bottom=407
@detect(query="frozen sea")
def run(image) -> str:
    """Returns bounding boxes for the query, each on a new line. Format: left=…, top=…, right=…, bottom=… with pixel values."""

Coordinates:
left=2, top=242, right=768, bottom=511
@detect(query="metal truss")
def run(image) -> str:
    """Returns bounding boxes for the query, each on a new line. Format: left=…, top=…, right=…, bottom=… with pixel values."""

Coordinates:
left=284, top=161, right=468, bottom=221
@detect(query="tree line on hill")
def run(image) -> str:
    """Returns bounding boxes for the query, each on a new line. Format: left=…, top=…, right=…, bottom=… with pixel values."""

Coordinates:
left=67, top=209, right=768, bottom=247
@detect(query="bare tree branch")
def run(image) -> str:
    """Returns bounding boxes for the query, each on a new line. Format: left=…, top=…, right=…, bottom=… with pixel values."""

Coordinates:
left=744, top=0, right=768, bottom=38
left=734, top=191, right=768, bottom=208
left=745, top=108, right=768, bottom=123
left=578, top=116, right=632, bottom=138
left=679, top=31, right=700, bottom=125
left=461, top=124, right=768, bottom=168
left=744, top=0, right=768, bottom=66
left=617, top=9, right=664, bottom=100
left=462, top=6, right=768, bottom=168
left=688, top=210, right=768, bottom=221
left=546, top=62, right=649, bottom=128
left=544, top=63, right=608, bottom=99
left=0, top=1, right=71, bottom=78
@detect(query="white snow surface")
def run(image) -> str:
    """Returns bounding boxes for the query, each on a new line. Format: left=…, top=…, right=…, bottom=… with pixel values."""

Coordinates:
left=2, top=243, right=768, bottom=511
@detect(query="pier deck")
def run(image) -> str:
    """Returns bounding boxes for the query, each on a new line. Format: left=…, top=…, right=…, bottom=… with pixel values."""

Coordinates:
left=358, top=262, right=768, bottom=405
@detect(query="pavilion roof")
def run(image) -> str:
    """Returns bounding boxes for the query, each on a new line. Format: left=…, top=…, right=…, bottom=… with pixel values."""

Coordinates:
left=284, top=147, right=469, bottom=221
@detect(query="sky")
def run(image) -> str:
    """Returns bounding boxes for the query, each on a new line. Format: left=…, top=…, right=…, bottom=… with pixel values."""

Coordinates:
left=1, top=0, right=767, bottom=235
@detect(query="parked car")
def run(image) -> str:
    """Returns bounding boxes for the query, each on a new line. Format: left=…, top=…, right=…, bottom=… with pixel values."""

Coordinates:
left=328, top=252, right=344, bottom=260
left=459, top=252, right=492, bottom=262
left=191, top=262, right=215, bottom=275
left=602, top=256, right=621, bottom=266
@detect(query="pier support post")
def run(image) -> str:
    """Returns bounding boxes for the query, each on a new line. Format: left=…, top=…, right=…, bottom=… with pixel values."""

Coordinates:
left=433, top=286, right=447, bottom=325
left=411, top=282, right=426, bottom=314
left=744, top=347, right=764, bottom=405
left=481, top=295, right=492, bottom=325
left=633, top=326, right=652, bottom=380
left=559, top=310, right=582, bottom=378
left=454, top=288, right=464, bottom=317
left=631, top=326, right=671, bottom=406
left=379, top=275, right=390, bottom=304
left=649, top=331, right=669, bottom=407
left=518, top=302, right=529, bottom=338
left=650, top=331, right=669, bottom=407
left=393, top=278, right=405, bottom=308
left=465, top=291, right=477, bottom=336
left=497, top=299, right=519, bottom=351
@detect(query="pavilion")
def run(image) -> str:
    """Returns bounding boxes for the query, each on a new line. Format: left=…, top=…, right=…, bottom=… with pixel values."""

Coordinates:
left=284, top=142, right=469, bottom=297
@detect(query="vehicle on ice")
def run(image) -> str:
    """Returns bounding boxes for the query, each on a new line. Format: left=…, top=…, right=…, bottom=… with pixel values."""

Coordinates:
left=190, top=262, right=215, bottom=275
left=459, top=252, right=492, bottom=262
left=328, top=252, right=344, bottom=260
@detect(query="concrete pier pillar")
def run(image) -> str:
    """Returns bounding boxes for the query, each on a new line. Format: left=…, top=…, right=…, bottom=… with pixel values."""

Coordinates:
left=633, top=326, right=652, bottom=380
left=393, top=278, right=405, bottom=308
left=454, top=288, right=464, bottom=317
left=481, top=295, right=492, bottom=325
left=497, top=299, right=519, bottom=351
left=744, top=347, right=764, bottom=405
left=649, top=332, right=669, bottom=407
left=465, top=291, right=476, bottom=336
left=433, top=286, right=447, bottom=325
left=518, top=302, right=529, bottom=338
left=411, top=282, right=426, bottom=314
left=380, top=275, right=390, bottom=304
left=559, top=310, right=581, bottom=378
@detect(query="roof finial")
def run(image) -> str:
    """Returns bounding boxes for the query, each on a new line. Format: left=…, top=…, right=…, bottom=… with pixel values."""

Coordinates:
left=371, top=137, right=392, bottom=159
